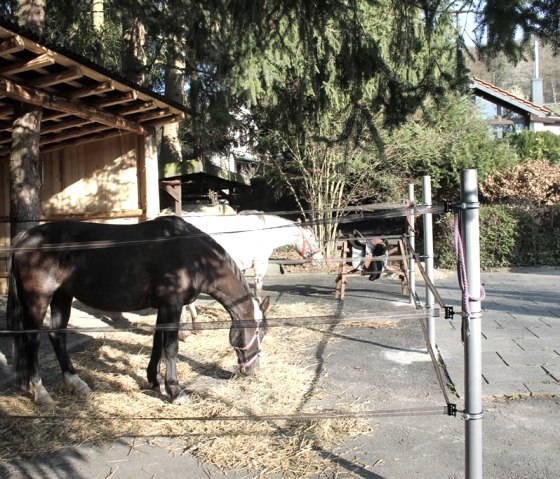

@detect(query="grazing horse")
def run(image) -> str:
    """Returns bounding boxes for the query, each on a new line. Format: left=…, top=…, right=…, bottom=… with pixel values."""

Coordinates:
left=7, top=216, right=268, bottom=406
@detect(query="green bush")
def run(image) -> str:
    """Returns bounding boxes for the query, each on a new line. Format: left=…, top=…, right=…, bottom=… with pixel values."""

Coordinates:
left=386, top=95, right=519, bottom=202
left=513, top=205, right=560, bottom=265
left=433, top=204, right=560, bottom=270
left=506, top=130, right=560, bottom=163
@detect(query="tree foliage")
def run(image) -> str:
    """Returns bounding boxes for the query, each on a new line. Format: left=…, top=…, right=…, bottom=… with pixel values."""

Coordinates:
left=3, top=1, right=560, bottom=251
left=365, top=94, right=520, bottom=201
left=454, top=0, right=560, bottom=61
left=506, top=130, right=560, bottom=163
left=5, top=2, right=558, bottom=150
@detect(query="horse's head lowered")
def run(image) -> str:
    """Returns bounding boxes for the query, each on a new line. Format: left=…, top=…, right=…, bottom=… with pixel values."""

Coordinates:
left=231, top=296, right=270, bottom=375
left=294, top=223, right=323, bottom=267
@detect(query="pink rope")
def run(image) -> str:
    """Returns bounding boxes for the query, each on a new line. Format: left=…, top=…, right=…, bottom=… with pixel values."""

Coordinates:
left=405, top=199, right=416, bottom=233
left=453, top=208, right=485, bottom=318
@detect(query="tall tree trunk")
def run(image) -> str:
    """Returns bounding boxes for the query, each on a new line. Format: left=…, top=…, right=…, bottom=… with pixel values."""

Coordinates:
left=9, top=105, right=43, bottom=237
left=160, top=53, right=185, bottom=166
left=92, top=0, right=104, bottom=64
left=10, top=0, right=44, bottom=237
left=122, top=17, right=146, bottom=85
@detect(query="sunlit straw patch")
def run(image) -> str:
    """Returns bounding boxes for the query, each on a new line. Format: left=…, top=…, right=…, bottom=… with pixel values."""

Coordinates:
left=0, top=301, right=393, bottom=477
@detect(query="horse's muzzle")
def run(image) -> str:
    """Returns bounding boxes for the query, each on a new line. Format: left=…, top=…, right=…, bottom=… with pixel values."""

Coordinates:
left=239, top=355, right=261, bottom=376
left=311, top=252, right=324, bottom=267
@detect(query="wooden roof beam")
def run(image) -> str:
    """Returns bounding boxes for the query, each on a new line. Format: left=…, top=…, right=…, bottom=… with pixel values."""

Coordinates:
left=0, top=52, right=55, bottom=75
left=93, top=90, right=137, bottom=108
left=40, top=117, right=89, bottom=134
left=0, top=105, right=14, bottom=118
left=42, top=110, right=73, bottom=121
left=145, top=113, right=185, bottom=128
left=40, top=124, right=111, bottom=146
left=134, top=107, right=171, bottom=122
left=0, top=77, right=147, bottom=135
left=0, top=35, right=25, bottom=56
left=30, top=65, right=83, bottom=88
left=117, top=100, right=156, bottom=116
left=65, top=80, right=114, bottom=99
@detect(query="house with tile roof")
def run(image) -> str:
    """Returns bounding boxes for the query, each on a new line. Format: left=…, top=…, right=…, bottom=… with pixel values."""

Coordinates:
left=470, top=77, right=560, bottom=136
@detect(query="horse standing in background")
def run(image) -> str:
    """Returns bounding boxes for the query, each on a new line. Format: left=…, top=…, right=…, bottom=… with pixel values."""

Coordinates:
left=183, top=212, right=323, bottom=300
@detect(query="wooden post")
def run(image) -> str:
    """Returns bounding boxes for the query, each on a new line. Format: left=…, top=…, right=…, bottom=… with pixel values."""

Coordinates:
left=335, top=239, right=349, bottom=300
left=137, top=132, right=160, bottom=221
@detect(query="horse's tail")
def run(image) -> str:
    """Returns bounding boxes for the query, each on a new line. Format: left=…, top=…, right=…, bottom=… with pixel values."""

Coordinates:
left=7, top=253, right=28, bottom=390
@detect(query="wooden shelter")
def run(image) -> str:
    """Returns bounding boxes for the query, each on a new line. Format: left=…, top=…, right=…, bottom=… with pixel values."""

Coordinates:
left=0, top=20, right=185, bottom=292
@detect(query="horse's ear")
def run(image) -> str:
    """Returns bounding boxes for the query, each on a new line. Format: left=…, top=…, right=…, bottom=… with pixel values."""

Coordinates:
left=260, top=296, right=271, bottom=314
left=296, top=218, right=302, bottom=223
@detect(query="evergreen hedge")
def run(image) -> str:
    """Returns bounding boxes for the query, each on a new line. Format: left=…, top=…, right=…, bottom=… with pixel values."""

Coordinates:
left=433, top=204, right=560, bottom=269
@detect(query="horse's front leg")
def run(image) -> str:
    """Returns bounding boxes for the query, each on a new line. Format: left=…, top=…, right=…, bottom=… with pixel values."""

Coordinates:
left=253, top=261, right=267, bottom=301
left=147, top=327, right=164, bottom=394
left=49, top=291, right=92, bottom=398
left=148, top=306, right=189, bottom=404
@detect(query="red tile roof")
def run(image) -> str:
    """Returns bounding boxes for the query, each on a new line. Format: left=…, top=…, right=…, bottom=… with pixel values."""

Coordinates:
left=471, top=77, right=558, bottom=118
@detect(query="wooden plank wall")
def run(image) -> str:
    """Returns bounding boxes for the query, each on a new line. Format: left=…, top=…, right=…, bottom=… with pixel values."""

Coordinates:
left=41, top=133, right=140, bottom=217
left=0, top=132, right=144, bottom=293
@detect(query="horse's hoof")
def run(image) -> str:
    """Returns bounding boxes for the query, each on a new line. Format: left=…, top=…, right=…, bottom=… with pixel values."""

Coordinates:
left=150, top=382, right=166, bottom=395
left=170, top=391, right=191, bottom=405
left=34, top=391, right=54, bottom=407
left=75, top=384, right=92, bottom=396
left=178, top=330, right=195, bottom=342
left=29, top=379, right=53, bottom=406
left=64, top=373, right=92, bottom=397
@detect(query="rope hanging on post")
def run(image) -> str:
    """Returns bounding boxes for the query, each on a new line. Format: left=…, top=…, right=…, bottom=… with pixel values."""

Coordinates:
left=453, top=207, right=486, bottom=319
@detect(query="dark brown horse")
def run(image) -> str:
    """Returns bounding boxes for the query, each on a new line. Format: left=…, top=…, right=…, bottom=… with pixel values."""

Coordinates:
left=7, top=215, right=268, bottom=406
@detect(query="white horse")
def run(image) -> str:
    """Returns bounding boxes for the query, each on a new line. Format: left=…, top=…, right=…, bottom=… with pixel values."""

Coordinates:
left=183, top=211, right=323, bottom=300
left=176, top=211, right=322, bottom=339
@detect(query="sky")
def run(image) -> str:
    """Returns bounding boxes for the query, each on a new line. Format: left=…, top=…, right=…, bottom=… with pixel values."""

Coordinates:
left=458, top=10, right=478, bottom=47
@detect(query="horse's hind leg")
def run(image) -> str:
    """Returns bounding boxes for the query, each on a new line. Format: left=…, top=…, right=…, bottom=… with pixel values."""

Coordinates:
left=10, top=292, right=52, bottom=406
left=14, top=329, right=52, bottom=406
left=49, top=290, right=92, bottom=397
left=178, top=303, right=202, bottom=342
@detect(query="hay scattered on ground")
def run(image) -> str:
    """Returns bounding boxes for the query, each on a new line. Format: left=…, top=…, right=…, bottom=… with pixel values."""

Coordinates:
left=0, top=302, right=396, bottom=477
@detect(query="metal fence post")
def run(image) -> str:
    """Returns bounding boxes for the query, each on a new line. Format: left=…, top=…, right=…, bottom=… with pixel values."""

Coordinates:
left=408, top=184, right=415, bottom=304
left=422, top=176, right=435, bottom=348
left=461, top=169, right=483, bottom=479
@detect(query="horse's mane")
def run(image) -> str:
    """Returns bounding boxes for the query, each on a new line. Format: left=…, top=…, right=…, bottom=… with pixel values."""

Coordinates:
left=225, top=248, right=250, bottom=289
left=238, top=209, right=266, bottom=220
left=238, top=210, right=264, bottom=215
